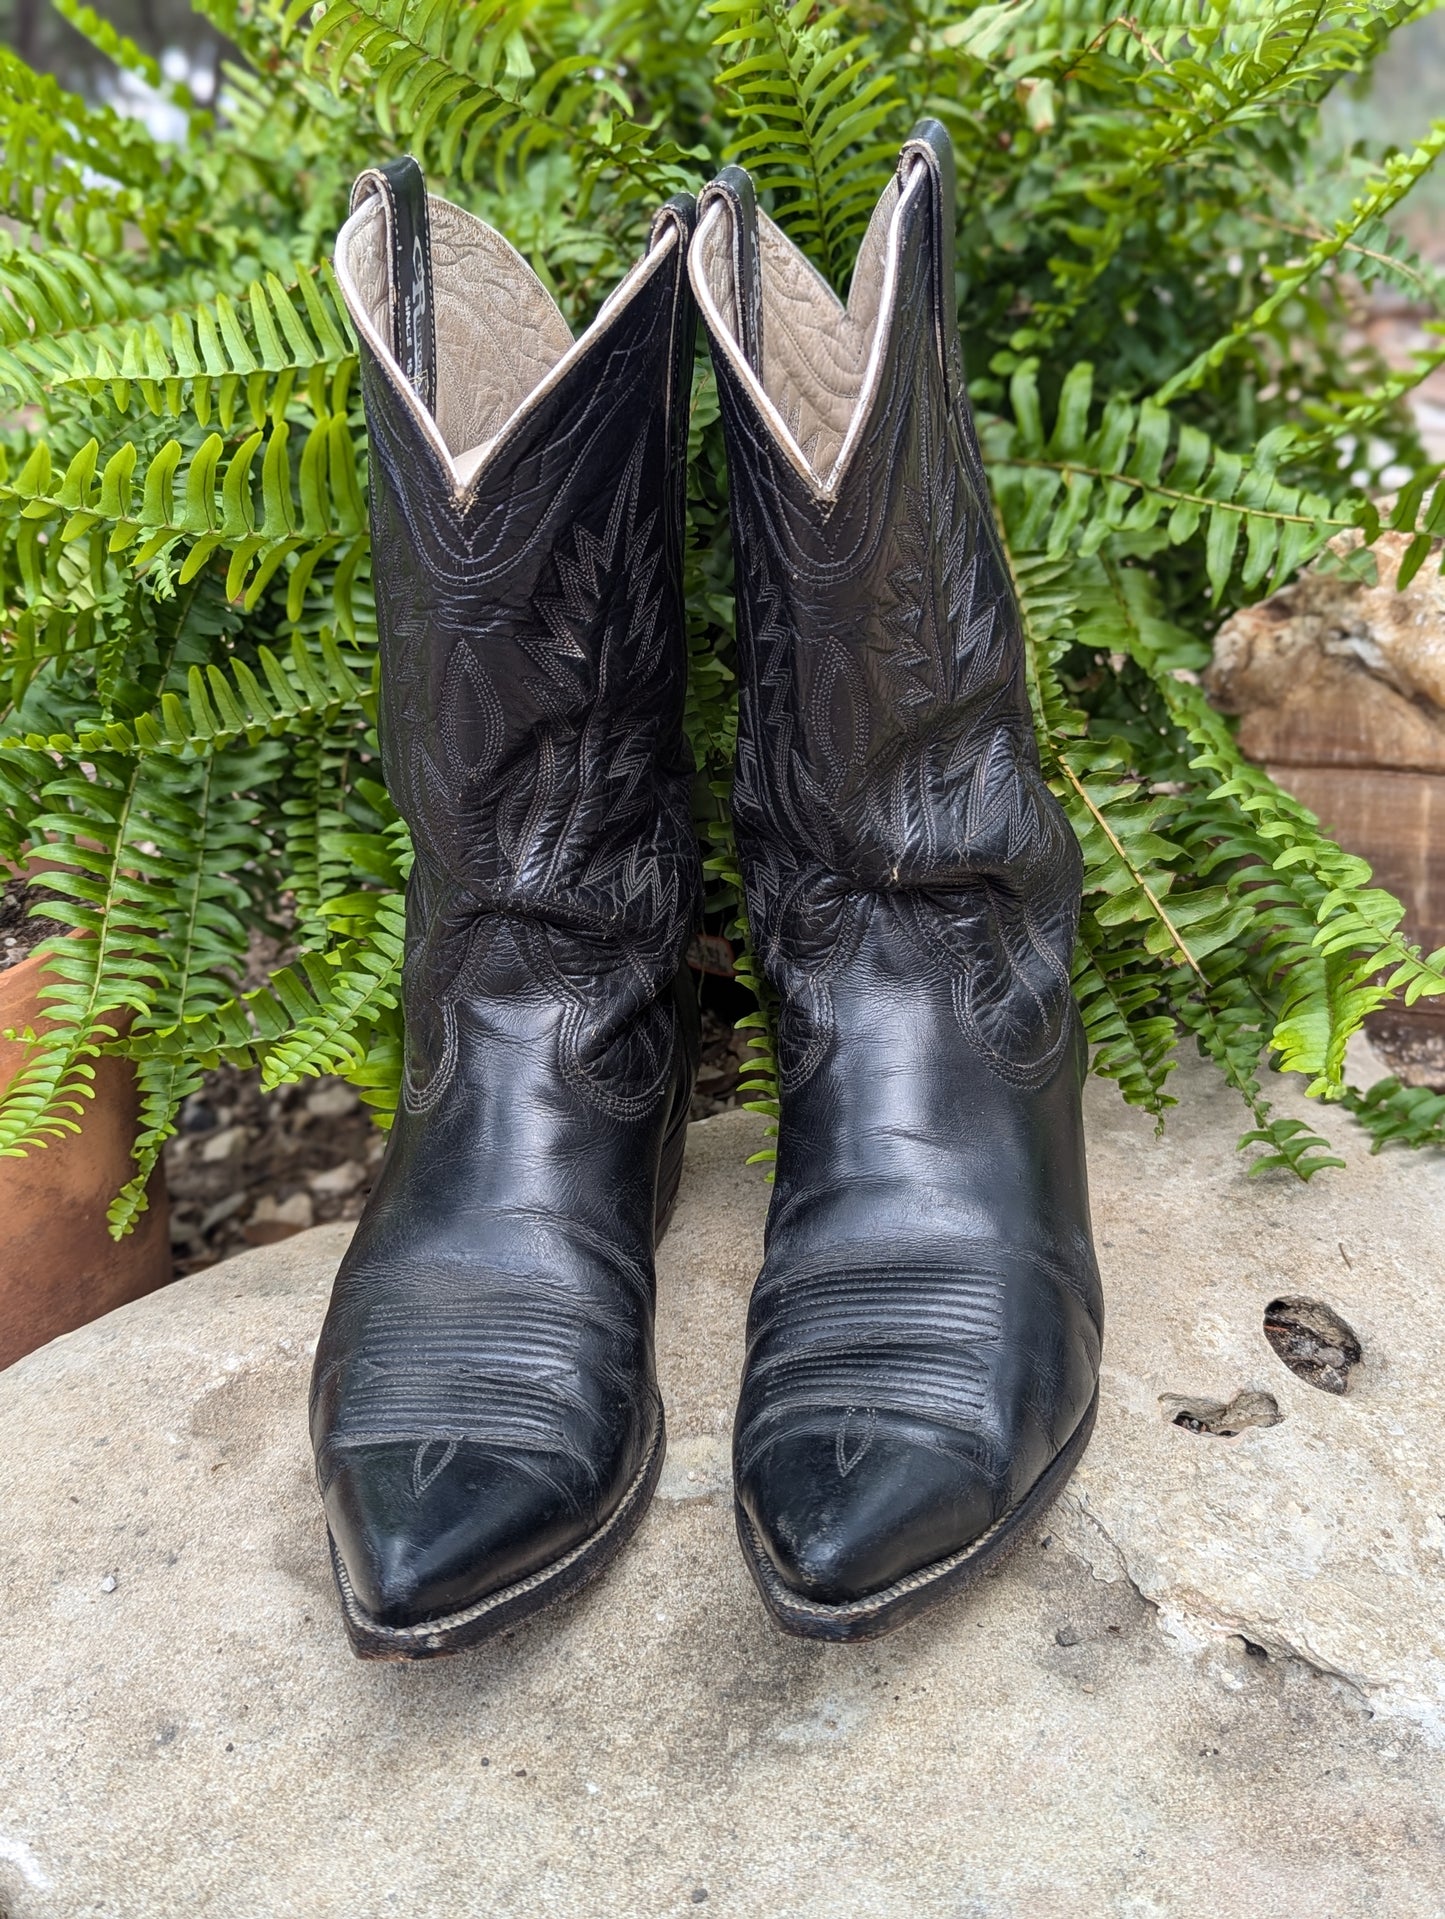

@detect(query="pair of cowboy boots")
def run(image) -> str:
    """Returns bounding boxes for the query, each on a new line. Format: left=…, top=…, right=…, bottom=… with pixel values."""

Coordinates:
left=314, top=121, right=1102, bottom=1658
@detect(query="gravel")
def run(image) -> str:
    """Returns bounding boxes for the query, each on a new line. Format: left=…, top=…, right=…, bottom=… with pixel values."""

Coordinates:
left=164, top=1068, right=384, bottom=1276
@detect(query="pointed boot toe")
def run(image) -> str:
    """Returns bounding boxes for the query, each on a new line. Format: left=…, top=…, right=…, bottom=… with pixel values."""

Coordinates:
left=737, top=1424, right=999, bottom=1609
left=322, top=1418, right=665, bottom=1656
left=735, top=1392, right=1098, bottom=1642
left=324, top=1441, right=599, bottom=1628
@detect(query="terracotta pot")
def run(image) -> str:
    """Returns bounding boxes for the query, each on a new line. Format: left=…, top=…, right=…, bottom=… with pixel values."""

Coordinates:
left=0, top=947, right=171, bottom=1369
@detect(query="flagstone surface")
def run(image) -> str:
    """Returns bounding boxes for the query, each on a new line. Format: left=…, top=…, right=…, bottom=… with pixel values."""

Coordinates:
left=2, top=1053, right=1443, bottom=1919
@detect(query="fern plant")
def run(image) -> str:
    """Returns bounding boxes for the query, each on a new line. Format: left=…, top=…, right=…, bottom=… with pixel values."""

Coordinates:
left=3, top=0, right=1445, bottom=1234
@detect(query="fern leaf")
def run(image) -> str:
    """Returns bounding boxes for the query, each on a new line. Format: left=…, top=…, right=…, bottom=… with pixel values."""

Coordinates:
left=294, top=0, right=700, bottom=201
left=1157, top=120, right=1445, bottom=404
left=711, top=0, right=903, bottom=287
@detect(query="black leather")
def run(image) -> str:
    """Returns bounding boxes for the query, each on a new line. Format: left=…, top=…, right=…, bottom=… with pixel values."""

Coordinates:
left=349, top=157, right=438, bottom=413
left=312, top=185, right=701, bottom=1633
left=696, top=124, right=1102, bottom=1618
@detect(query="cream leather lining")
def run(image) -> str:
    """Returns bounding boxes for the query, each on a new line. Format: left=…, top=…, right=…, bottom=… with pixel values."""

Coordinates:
left=690, top=164, right=925, bottom=499
left=334, top=195, right=678, bottom=494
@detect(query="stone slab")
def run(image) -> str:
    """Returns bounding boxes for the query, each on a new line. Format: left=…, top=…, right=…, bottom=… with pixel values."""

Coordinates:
left=2, top=1057, right=1444, bottom=1918
left=1057, top=1051, right=1445, bottom=1742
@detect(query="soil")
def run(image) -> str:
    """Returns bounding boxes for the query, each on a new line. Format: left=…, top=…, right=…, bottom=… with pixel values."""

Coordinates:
left=164, top=999, right=753, bottom=1278
left=1263, top=1295, right=1363, bottom=1396
left=0, top=877, right=67, bottom=973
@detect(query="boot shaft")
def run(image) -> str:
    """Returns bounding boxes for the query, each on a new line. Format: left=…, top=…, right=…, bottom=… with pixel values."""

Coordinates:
left=335, top=165, right=699, bottom=953
left=689, top=124, right=1081, bottom=1087
left=691, top=132, right=1048, bottom=878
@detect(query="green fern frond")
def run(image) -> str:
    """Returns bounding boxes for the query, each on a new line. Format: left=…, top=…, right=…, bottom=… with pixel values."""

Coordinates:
left=0, top=411, right=366, bottom=615
left=8, top=627, right=367, bottom=759
left=108, top=1052, right=206, bottom=1235
left=22, top=264, right=355, bottom=425
left=711, top=0, right=903, bottom=287
left=988, top=361, right=1352, bottom=601
left=1062, top=552, right=1445, bottom=1092
left=1158, top=119, right=1445, bottom=403
left=281, top=726, right=367, bottom=948
left=258, top=901, right=405, bottom=1088
left=49, top=0, right=191, bottom=102
left=1071, top=932, right=1178, bottom=1119
left=935, top=0, right=1271, bottom=67
left=291, top=0, right=701, bottom=203
left=965, top=4, right=1402, bottom=353
left=0, top=49, right=170, bottom=205
left=1345, top=1076, right=1445, bottom=1153
left=103, top=746, right=273, bottom=1227
left=0, top=742, right=270, bottom=1155
left=0, top=228, right=149, bottom=404
left=1006, top=496, right=1418, bottom=1172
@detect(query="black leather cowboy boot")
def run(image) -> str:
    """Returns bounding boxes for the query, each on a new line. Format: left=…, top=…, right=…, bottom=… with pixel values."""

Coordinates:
left=315, top=161, right=699, bottom=1658
left=690, top=123, right=1102, bottom=1640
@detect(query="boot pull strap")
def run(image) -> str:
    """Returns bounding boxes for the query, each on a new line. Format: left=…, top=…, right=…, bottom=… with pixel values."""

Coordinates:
left=899, top=118, right=963, bottom=407
left=350, top=156, right=437, bottom=416
left=696, top=166, right=764, bottom=379
left=650, top=191, right=697, bottom=255
left=649, top=192, right=699, bottom=560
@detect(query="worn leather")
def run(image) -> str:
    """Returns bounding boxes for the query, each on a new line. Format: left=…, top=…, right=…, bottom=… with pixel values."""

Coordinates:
left=691, top=123, right=1102, bottom=1609
left=312, top=178, right=700, bottom=1629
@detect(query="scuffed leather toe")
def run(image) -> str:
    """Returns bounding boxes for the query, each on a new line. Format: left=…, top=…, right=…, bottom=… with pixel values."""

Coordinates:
left=323, top=1441, right=606, bottom=1627
left=738, top=1422, right=999, bottom=1604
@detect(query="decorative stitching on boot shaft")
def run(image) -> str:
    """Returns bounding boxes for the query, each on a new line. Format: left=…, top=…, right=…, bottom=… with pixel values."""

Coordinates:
left=698, top=161, right=1080, bottom=1095
left=357, top=251, right=698, bottom=1109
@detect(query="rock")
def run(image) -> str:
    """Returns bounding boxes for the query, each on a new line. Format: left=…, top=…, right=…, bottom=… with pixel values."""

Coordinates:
left=1051, top=1050, right=1445, bottom=1748
left=304, top=1082, right=361, bottom=1120
left=167, top=1063, right=385, bottom=1277
left=178, top=1098, right=218, bottom=1136
left=254, top=1191, right=314, bottom=1228
left=199, top=1191, right=248, bottom=1236
left=2, top=1056, right=1444, bottom=1917
left=199, top=1124, right=250, bottom=1164
left=243, top=1191, right=315, bottom=1244
left=1207, top=527, right=1445, bottom=775
left=306, top=1160, right=365, bottom=1198
left=1358, top=1005, right=1445, bottom=1090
